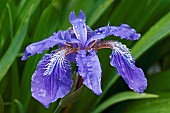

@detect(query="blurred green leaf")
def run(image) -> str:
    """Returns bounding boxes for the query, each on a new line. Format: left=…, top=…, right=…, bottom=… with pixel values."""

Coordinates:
left=108, top=0, right=170, bottom=31
left=147, top=69, right=170, bottom=93
left=11, top=61, right=20, bottom=113
left=92, top=72, right=119, bottom=108
left=0, top=94, right=4, bottom=113
left=123, top=92, right=170, bottom=113
left=94, top=10, right=170, bottom=110
left=0, top=7, right=30, bottom=81
left=60, top=86, right=85, bottom=107
left=15, top=0, right=40, bottom=28
left=21, top=1, right=60, bottom=111
left=0, top=0, right=7, bottom=16
left=6, top=3, right=13, bottom=40
left=137, top=36, right=170, bottom=70
left=87, top=0, right=115, bottom=26
left=13, top=99, right=24, bottom=113
left=132, top=11, right=170, bottom=59
left=92, top=92, right=158, bottom=113
left=54, top=86, right=85, bottom=113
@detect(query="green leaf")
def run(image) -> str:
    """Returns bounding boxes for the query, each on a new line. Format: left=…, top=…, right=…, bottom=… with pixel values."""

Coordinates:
left=137, top=37, right=170, bottom=70
left=123, top=92, right=170, bottom=113
left=0, top=94, right=4, bottom=113
left=92, top=73, right=119, bottom=108
left=54, top=86, right=85, bottom=113
left=132, top=11, right=170, bottom=59
left=11, top=61, right=20, bottom=113
left=6, top=3, right=13, bottom=40
left=59, top=85, right=85, bottom=107
left=0, top=0, right=40, bottom=82
left=13, top=99, right=24, bottom=113
left=21, top=1, right=60, bottom=111
left=87, top=0, right=115, bottom=26
left=93, top=10, right=170, bottom=110
left=147, top=69, right=170, bottom=93
left=92, top=91, right=158, bottom=113
left=0, top=12, right=28, bottom=81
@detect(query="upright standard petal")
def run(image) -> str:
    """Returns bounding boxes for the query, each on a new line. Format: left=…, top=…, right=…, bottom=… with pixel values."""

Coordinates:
left=69, top=11, right=87, bottom=46
left=22, top=31, right=67, bottom=60
left=76, top=49, right=102, bottom=95
left=31, top=48, right=73, bottom=108
left=85, top=24, right=140, bottom=47
left=108, top=41, right=147, bottom=93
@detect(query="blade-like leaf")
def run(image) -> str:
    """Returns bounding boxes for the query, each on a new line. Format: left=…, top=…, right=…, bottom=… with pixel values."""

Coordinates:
left=87, top=0, right=115, bottom=26
left=13, top=99, right=24, bottom=113
left=0, top=94, right=4, bottom=113
left=6, top=3, right=13, bottom=40
left=11, top=61, right=20, bottom=113
left=60, top=85, right=85, bottom=107
left=147, top=69, right=170, bottom=93
left=21, top=1, right=60, bottom=111
left=0, top=14, right=28, bottom=81
left=132, top=11, right=170, bottom=59
left=0, top=0, right=40, bottom=82
left=92, top=92, right=158, bottom=113
left=123, top=93, right=170, bottom=113
left=93, top=10, right=170, bottom=110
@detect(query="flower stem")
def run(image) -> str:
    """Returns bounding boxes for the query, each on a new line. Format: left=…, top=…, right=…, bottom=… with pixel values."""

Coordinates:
left=53, top=105, right=62, bottom=113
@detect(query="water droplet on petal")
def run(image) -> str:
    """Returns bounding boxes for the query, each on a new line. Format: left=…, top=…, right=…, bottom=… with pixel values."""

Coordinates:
left=99, top=28, right=102, bottom=31
left=38, top=89, right=47, bottom=98
left=77, top=34, right=80, bottom=37
left=131, top=80, right=134, bottom=83
left=74, top=26, right=78, bottom=29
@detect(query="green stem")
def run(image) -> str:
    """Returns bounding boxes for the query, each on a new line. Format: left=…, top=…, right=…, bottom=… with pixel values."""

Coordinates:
left=53, top=104, right=63, bottom=113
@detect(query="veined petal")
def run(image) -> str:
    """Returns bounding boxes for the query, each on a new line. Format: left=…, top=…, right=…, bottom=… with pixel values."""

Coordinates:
left=76, top=49, right=102, bottom=95
left=69, top=11, right=87, bottom=46
left=68, top=26, right=93, bottom=42
left=31, top=48, right=73, bottom=108
left=108, top=41, right=147, bottom=93
left=85, top=24, right=140, bottom=47
left=78, top=10, right=86, bottom=21
left=21, top=31, right=68, bottom=60
left=66, top=53, right=77, bottom=62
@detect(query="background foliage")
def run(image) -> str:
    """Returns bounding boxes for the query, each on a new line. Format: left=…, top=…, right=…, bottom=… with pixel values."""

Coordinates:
left=0, top=0, right=170, bottom=113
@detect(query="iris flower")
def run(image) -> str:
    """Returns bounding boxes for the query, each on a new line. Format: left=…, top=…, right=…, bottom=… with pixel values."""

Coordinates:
left=22, top=10, right=147, bottom=108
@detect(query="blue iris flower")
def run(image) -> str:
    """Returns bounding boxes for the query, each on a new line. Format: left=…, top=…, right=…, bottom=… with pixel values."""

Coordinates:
left=22, top=10, right=147, bottom=108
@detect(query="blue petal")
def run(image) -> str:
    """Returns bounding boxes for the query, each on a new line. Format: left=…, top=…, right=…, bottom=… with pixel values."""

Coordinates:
left=78, top=10, right=86, bottom=21
left=76, top=49, right=102, bottom=95
left=109, top=41, right=147, bottom=93
left=69, top=11, right=87, bottom=46
left=66, top=53, right=77, bottom=62
left=85, top=24, right=140, bottom=47
left=68, top=26, right=93, bottom=42
left=69, top=11, right=77, bottom=22
left=31, top=48, right=73, bottom=108
left=22, top=31, right=68, bottom=60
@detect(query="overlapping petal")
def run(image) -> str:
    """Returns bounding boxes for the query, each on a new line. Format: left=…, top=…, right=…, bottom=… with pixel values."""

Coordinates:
left=109, top=41, right=147, bottom=93
left=85, top=24, right=140, bottom=47
left=76, top=49, right=102, bottom=95
left=21, top=31, right=71, bottom=60
left=31, top=48, right=73, bottom=108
